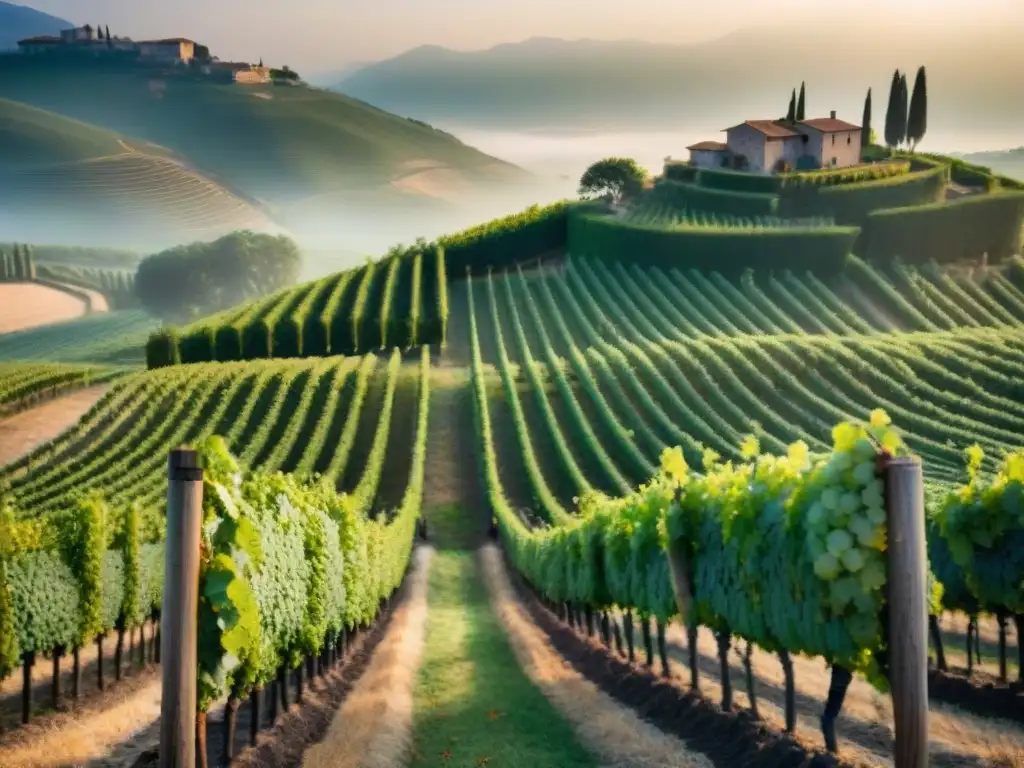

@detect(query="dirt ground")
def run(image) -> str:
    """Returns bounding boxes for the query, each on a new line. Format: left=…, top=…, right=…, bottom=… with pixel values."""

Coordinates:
left=0, top=384, right=110, bottom=467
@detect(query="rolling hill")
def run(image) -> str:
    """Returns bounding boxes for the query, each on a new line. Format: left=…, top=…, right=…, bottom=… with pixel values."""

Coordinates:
left=957, top=148, right=1024, bottom=183
left=0, top=59, right=531, bottom=207
left=0, top=58, right=540, bottom=254
left=0, top=98, right=274, bottom=249
left=0, top=1, right=70, bottom=50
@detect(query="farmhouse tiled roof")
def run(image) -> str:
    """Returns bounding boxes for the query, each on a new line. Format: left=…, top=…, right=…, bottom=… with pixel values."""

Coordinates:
left=687, top=141, right=729, bottom=151
left=724, top=120, right=801, bottom=139
left=210, top=61, right=252, bottom=70
left=18, top=36, right=62, bottom=43
left=799, top=117, right=861, bottom=132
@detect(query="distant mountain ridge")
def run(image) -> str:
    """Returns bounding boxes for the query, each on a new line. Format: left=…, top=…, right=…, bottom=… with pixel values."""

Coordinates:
left=0, top=1, right=71, bottom=49
left=333, top=30, right=1024, bottom=140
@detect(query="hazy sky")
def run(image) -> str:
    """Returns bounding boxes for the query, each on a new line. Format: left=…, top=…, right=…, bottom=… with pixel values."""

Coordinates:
left=21, top=0, right=1023, bottom=75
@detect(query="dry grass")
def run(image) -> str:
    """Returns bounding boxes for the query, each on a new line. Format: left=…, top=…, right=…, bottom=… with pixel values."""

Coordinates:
left=0, top=384, right=110, bottom=467
left=301, top=545, right=433, bottom=768
left=661, top=622, right=1024, bottom=767
left=0, top=283, right=90, bottom=333
left=0, top=673, right=160, bottom=768
left=481, top=545, right=713, bottom=768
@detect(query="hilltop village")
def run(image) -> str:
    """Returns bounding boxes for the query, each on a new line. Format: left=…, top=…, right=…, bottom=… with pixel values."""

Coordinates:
left=14, top=24, right=299, bottom=85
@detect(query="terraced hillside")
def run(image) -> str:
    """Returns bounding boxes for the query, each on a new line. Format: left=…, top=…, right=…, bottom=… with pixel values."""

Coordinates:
left=0, top=98, right=272, bottom=248
left=2, top=152, right=1024, bottom=767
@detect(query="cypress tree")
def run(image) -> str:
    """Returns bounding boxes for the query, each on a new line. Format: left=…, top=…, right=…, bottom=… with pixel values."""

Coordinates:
left=898, top=72, right=909, bottom=147
left=796, top=82, right=806, bottom=121
left=0, top=250, right=8, bottom=281
left=884, top=69, right=901, bottom=148
left=12, top=244, right=23, bottom=280
left=786, top=89, right=796, bottom=122
left=26, top=245, right=35, bottom=280
left=907, top=65, right=928, bottom=150
left=861, top=88, right=872, bottom=148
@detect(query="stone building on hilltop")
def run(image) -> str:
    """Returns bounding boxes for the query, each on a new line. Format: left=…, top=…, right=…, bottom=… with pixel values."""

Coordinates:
left=688, top=112, right=862, bottom=173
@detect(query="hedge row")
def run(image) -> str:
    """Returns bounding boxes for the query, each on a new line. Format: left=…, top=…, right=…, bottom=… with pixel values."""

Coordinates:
left=779, top=162, right=948, bottom=226
left=567, top=210, right=857, bottom=275
left=781, top=161, right=910, bottom=189
left=695, top=167, right=783, bottom=194
left=651, top=179, right=779, bottom=218
left=859, top=191, right=1024, bottom=264
left=663, top=161, right=699, bottom=183
left=438, top=201, right=575, bottom=276
left=149, top=252, right=445, bottom=368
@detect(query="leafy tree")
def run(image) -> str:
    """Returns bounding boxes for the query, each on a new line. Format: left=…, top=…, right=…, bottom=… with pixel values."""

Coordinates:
left=907, top=66, right=928, bottom=151
left=861, top=88, right=872, bottom=148
left=796, top=82, right=806, bottom=121
left=786, top=89, right=796, bottom=122
left=884, top=69, right=902, bottom=148
left=134, top=230, right=301, bottom=322
left=578, top=157, right=647, bottom=204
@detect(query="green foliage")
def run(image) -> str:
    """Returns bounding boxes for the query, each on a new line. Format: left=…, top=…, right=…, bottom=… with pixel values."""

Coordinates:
left=663, top=161, right=699, bottom=183
left=861, top=89, right=872, bottom=149
left=782, top=161, right=910, bottom=189
left=120, top=504, right=142, bottom=629
left=796, top=82, right=806, bottom=121
left=436, top=246, right=449, bottom=347
left=438, top=201, right=575, bottom=276
left=861, top=192, right=1024, bottom=264
left=58, top=493, right=107, bottom=645
left=578, top=157, right=647, bottom=203
left=652, top=179, right=779, bottom=218
left=135, top=231, right=301, bottom=323
left=935, top=446, right=1024, bottom=614
left=907, top=66, right=928, bottom=149
left=145, top=328, right=181, bottom=369
left=780, top=162, right=948, bottom=226
left=568, top=210, right=857, bottom=275
left=696, top=167, right=783, bottom=195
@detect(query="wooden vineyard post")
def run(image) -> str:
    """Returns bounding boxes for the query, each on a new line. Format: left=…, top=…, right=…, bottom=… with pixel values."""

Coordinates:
left=884, top=457, right=929, bottom=768
left=159, top=448, right=203, bottom=768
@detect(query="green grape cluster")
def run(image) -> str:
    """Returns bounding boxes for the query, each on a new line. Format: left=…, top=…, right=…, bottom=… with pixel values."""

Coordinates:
left=936, top=445, right=1024, bottom=613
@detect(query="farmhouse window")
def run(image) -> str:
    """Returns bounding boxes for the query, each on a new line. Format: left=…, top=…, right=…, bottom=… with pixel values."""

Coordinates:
left=847, top=135, right=852, bottom=144
left=832, top=134, right=836, bottom=145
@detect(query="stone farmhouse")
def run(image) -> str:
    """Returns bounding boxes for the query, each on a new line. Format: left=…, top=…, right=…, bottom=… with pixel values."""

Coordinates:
left=688, top=112, right=862, bottom=173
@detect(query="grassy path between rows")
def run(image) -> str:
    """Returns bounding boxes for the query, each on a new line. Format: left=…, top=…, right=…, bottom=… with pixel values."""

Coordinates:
left=409, top=505, right=598, bottom=768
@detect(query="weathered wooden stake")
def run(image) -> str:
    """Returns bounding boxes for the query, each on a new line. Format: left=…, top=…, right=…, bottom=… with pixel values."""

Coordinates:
left=612, top=618, right=624, bottom=656
left=268, top=680, right=279, bottom=724
left=159, top=447, right=203, bottom=768
left=884, top=457, right=929, bottom=768
left=296, top=662, right=305, bottom=703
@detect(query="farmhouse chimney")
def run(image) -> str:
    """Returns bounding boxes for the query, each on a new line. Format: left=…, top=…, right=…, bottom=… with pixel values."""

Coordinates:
left=830, top=110, right=836, bottom=119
